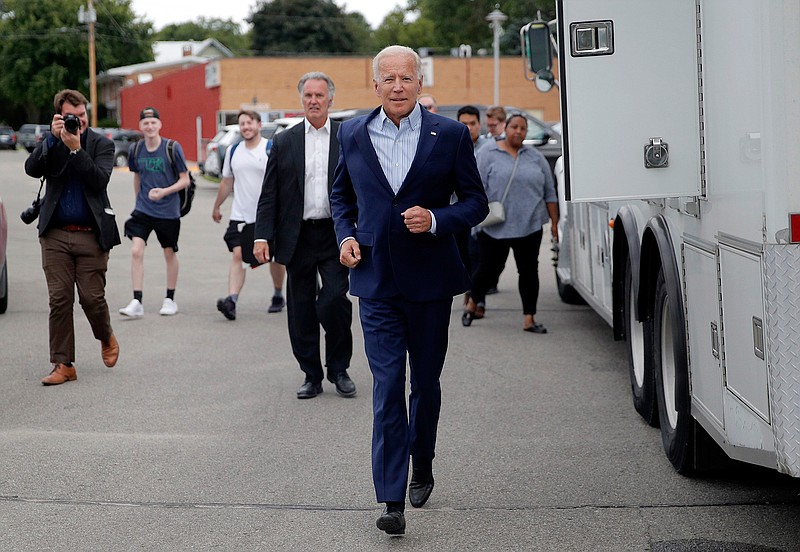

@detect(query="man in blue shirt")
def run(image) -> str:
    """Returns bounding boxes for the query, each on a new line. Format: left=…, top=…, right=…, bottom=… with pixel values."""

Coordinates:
left=24, top=89, right=121, bottom=385
left=120, top=107, right=190, bottom=318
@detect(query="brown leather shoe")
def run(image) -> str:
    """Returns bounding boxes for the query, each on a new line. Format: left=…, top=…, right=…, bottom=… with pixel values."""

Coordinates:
left=101, top=334, right=119, bottom=367
left=41, top=363, right=77, bottom=386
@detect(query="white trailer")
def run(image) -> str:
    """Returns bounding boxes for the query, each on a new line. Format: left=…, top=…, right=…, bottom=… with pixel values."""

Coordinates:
left=524, top=0, right=800, bottom=476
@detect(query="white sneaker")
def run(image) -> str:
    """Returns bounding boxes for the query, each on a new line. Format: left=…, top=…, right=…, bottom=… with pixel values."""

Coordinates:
left=119, top=299, right=144, bottom=318
left=159, top=298, right=178, bottom=316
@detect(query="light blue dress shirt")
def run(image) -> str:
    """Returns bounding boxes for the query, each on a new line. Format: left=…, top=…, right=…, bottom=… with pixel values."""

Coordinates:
left=366, top=104, right=437, bottom=233
left=475, top=140, right=556, bottom=240
left=367, top=104, right=422, bottom=194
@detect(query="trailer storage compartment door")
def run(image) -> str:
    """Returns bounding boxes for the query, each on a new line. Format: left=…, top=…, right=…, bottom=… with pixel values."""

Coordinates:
left=559, top=0, right=702, bottom=201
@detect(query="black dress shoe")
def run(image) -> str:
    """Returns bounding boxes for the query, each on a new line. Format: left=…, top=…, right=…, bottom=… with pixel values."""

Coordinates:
left=408, top=463, right=434, bottom=508
left=376, top=504, right=405, bottom=535
left=327, top=372, right=357, bottom=398
left=296, top=381, right=323, bottom=399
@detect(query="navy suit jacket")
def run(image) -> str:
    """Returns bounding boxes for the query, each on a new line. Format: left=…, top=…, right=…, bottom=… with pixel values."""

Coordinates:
left=331, top=107, right=488, bottom=302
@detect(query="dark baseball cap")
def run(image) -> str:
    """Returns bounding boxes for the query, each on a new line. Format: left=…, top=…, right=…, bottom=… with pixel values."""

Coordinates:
left=139, top=107, right=160, bottom=120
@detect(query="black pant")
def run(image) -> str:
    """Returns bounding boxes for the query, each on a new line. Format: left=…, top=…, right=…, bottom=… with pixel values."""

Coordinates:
left=470, top=230, right=543, bottom=315
left=286, top=220, right=352, bottom=383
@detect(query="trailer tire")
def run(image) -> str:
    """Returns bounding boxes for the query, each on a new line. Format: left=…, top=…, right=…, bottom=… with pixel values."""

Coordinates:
left=625, top=256, right=657, bottom=426
left=556, top=270, right=585, bottom=305
left=652, top=268, right=694, bottom=474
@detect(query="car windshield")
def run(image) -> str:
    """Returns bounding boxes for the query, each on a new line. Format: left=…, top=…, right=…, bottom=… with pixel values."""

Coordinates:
left=218, top=130, right=240, bottom=147
left=525, top=119, right=551, bottom=142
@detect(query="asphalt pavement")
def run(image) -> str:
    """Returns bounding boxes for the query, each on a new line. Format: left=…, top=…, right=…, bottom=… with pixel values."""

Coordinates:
left=1, top=148, right=799, bottom=551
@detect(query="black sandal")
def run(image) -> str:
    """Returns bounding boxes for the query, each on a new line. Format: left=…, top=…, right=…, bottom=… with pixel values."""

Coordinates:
left=523, top=322, right=547, bottom=334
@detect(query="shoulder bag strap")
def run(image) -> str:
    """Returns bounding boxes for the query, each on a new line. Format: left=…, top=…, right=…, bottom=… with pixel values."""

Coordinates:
left=498, top=153, right=521, bottom=206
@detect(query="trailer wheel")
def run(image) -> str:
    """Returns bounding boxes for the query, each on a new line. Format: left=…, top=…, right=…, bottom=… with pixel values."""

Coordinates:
left=556, top=270, right=585, bottom=305
left=625, top=256, right=657, bottom=426
left=652, top=268, right=694, bottom=474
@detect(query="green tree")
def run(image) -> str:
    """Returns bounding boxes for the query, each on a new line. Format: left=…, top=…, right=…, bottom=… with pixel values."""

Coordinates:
left=154, top=17, right=252, bottom=56
left=249, top=0, right=373, bottom=54
left=342, top=11, right=377, bottom=54
left=373, top=8, right=434, bottom=50
left=374, top=0, right=554, bottom=53
left=0, top=0, right=152, bottom=124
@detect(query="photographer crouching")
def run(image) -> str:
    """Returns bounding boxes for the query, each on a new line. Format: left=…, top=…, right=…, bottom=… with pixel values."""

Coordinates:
left=24, top=89, right=121, bottom=386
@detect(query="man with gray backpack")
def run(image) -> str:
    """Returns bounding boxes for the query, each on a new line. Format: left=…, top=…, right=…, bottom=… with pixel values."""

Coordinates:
left=119, top=106, right=190, bottom=318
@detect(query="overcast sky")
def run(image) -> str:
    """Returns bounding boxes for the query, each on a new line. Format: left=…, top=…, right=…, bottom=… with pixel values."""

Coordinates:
left=129, top=0, right=403, bottom=31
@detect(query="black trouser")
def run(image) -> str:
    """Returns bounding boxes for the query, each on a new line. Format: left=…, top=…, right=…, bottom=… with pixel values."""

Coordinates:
left=470, top=230, right=543, bottom=315
left=285, top=219, right=353, bottom=383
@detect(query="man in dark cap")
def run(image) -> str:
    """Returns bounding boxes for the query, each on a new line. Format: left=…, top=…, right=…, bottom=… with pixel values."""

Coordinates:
left=119, top=107, right=190, bottom=318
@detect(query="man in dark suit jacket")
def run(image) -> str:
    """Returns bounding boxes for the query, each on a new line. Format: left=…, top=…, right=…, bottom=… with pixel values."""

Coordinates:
left=331, top=46, right=488, bottom=535
left=254, top=72, right=355, bottom=400
left=24, top=89, right=121, bottom=385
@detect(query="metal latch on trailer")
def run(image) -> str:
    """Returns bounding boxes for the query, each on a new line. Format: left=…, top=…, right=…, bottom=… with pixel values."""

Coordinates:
left=645, top=138, right=669, bottom=169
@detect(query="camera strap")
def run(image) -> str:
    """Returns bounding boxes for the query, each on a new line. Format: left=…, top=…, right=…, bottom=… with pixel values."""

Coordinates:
left=36, top=177, right=44, bottom=201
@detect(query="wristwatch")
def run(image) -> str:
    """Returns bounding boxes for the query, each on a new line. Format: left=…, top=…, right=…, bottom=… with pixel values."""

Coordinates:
left=69, top=148, right=80, bottom=155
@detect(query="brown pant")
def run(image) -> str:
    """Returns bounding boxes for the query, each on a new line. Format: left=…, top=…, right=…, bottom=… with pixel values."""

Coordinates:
left=40, top=229, right=113, bottom=364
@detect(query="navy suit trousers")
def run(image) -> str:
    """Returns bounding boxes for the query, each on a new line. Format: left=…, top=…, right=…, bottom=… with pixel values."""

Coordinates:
left=358, top=296, right=452, bottom=503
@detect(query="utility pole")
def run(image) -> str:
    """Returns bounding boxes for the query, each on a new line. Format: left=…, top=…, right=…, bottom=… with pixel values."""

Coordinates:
left=79, top=1, right=98, bottom=127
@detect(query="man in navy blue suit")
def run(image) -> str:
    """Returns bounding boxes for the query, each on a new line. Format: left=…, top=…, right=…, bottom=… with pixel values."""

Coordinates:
left=331, top=45, right=488, bottom=535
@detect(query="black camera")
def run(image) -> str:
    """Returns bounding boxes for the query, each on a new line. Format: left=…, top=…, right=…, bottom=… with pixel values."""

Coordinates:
left=63, top=113, right=81, bottom=134
left=20, top=197, right=41, bottom=225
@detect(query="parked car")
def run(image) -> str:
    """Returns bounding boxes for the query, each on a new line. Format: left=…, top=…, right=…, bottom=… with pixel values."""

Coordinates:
left=0, top=126, right=17, bottom=150
left=94, top=128, right=144, bottom=167
left=435, top=104, right=562, bottom=172
left=202, top=122, right=281, bottom=178
left=0, top=195, right=8, bottom=314
left=18, top=124, right=49, bottom=153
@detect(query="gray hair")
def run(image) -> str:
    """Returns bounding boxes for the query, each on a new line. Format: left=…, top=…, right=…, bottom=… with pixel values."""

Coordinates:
left=372, top=45, right=423, bottom=81
left=297, top=72, right=336, bottom=99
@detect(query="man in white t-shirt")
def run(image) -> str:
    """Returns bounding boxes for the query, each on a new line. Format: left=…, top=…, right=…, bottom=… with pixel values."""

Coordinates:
left=212, top=110, right=286, bottom=320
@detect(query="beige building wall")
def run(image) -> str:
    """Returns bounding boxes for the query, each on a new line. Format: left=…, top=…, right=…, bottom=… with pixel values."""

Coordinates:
left=217, top=56, right=561, bottom=122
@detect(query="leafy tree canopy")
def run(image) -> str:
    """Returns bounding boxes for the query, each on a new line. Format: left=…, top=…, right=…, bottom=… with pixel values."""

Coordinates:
left=0, top=0, right=152, bottom=124
left=249, top=0, right=375, bottom=55
left=154, top=17, right=252, bottom=56
left=375, top=0, right=554, bottom=54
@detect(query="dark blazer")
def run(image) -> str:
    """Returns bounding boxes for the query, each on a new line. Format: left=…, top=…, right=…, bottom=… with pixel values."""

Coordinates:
left=331, top=107, right=489, bottom=302
left=255, top=120, right=340, bottom=266
left=24, top=128, right=120, bottom=251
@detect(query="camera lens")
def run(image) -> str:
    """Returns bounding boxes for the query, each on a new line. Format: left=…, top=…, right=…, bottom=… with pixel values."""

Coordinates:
left=64, top=114, right=80, bottom=134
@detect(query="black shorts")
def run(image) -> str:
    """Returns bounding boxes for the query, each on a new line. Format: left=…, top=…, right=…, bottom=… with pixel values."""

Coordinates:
left=124, top=210, right=180, bottom=252
left=223, top=220, right=245, bottom=252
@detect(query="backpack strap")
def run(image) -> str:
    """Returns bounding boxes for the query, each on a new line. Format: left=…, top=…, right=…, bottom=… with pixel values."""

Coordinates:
left=166, top=139, right=176, bottom=169
left=229, top=136, right=269, bottom=167
left=133, top=139, right=143, bottom=165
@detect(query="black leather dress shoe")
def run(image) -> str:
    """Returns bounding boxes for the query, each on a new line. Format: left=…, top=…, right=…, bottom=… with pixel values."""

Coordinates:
left=327, top=372, right=357, bottom=398
left=376, top=504, right=405, bottom=535
left=296, top=381, right=323, bottom=399
left=408, top=463, right=434, bottom=508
